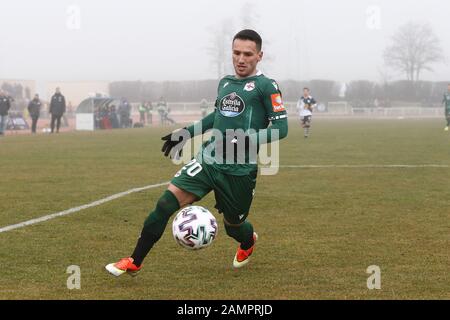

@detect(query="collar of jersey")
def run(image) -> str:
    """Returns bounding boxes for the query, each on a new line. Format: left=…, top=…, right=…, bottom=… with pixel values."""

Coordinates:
left=226, top=70, right=263, bottom=81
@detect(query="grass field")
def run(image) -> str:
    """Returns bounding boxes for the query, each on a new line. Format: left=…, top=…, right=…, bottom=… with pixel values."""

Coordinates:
left=0, top=118, right=449, bottom=300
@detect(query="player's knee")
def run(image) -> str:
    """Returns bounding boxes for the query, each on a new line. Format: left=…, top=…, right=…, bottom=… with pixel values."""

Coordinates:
left=144, top=191, right=179, bottom=225
left=155, top=198, right=172, bottom=217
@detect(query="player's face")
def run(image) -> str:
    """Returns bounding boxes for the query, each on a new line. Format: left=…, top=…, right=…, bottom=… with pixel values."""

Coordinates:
left=303, top=89, right=310, bottom=97
left=232, top=39, right=263, bottom=78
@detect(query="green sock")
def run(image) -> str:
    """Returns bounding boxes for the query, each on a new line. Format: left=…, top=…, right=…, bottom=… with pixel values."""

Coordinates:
left=225, top=221, right=254, bottom=250
left=131, top=190, right=180, bottom=266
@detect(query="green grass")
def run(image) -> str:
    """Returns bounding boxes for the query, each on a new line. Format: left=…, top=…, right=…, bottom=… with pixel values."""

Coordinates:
left=0, top=119, right=449, bottom=299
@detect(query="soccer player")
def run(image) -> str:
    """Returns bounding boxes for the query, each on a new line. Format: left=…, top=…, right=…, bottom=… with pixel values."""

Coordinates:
left=105, top=29, right=288, bottom=276
left=443, top=84, right=450, bottom=132
left=296, top=88, right=317, bottom=138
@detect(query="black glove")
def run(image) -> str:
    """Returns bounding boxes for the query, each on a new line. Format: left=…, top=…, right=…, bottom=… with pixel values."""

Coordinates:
left=161, top=128, right=190, bottom=159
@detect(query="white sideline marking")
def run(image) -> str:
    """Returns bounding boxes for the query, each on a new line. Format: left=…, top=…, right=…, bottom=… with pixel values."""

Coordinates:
left=1, top=164, right=448, bottom=234
left=280, top=164, right=449, bottom=168
left=0, top=181, right=170, bottom=234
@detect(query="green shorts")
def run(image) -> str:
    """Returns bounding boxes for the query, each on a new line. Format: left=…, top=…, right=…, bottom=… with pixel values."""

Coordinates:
left=170, top=159, right=257, bottom=225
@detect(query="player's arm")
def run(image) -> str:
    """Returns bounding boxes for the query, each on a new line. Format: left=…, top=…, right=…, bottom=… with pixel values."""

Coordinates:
left=250, top=80, right=288, bottom=145
left=311, top=97, right=318, bottom=110
left=162, top=79, right=223, bottom=158
left=253, top=117, right=288, bottom=145
left=161, top=106, right=216, bottom=158
left=185, top=109, right=215, bottom=137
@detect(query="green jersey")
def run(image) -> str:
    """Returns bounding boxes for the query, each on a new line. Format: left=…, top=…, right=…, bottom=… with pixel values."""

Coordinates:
left=443, top=93, right=450, bottom=115
left=193, top=71, right=288, bottom=176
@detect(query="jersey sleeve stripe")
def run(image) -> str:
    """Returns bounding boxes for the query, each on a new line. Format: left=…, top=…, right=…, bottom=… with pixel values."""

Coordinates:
left=268, top=114, right=288, bottom=121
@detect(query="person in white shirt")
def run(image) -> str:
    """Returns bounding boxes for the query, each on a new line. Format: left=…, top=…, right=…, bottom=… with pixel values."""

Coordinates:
left=296, top=88, right=317, bottom=138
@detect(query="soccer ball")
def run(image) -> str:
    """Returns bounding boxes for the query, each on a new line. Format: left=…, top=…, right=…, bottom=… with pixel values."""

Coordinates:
left=172, top=206, right=218, bottom=250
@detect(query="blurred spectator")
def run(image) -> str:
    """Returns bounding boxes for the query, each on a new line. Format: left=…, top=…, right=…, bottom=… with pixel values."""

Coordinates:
left=157, top=97, right=167, bottom=125
left=138, top=101, right=147, bottom=124
left=109, top=105, right=120, bottom=129
left=67, top=101, right=74, bottom=116
left=200, top=98, right=208, bottom=118
left=27, top=94, right=42, bottom=134
left=163, top=106, right=176, bottom=125
left=146, top=101, right=153, bottom=124
left=49, top=87, right=66, bottom=133
left=100, top=105, right=112, bottom=129
left=118, top=98, right=131, bottom=128
left=0, top=90, right=12, bottom=136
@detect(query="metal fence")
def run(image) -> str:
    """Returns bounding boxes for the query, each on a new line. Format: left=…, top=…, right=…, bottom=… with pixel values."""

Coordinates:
left=131, top=101, right=444, bottom=120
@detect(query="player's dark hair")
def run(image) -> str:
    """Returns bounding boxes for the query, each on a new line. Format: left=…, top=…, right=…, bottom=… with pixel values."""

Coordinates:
left=233, top=29, right=262, bottom=52
left=304, top=87, right=310, bottom=91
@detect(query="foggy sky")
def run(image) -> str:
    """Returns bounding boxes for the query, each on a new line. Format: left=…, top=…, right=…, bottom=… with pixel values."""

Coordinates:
left=0, top=0, right=449, bottom=83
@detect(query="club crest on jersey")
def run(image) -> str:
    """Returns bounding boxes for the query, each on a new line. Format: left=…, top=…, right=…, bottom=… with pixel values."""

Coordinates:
left=244, top=81, right=256, bottom=92
left=219, top=92, right=245, bottom=117
left=271, top=93, right=285, bottom=112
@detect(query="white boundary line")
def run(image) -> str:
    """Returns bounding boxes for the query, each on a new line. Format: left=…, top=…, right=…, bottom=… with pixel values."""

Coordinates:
left=0, top=181, right=169, bottom=234
left=280, top=164, right=449, bottom=168
left=1, top=164, right=448, bottom=234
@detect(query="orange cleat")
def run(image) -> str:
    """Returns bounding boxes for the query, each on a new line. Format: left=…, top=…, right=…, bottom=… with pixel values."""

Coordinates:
left=105, top=257, right=142, bottom=277
left=233, top=233, right=258, bottom=269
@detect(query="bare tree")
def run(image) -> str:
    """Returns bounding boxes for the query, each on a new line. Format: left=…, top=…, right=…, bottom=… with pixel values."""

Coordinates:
left=207, top=1, right=271, bottom=79
left=206, top=19, right=235, bottom=79
left=240, top=2, right=260, bottom=29
left=384, top=22, right=445, bottom=82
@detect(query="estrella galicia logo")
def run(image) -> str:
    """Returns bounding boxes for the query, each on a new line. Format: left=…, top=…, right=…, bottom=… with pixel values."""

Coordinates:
left=219, top=92, right=245, bottom=117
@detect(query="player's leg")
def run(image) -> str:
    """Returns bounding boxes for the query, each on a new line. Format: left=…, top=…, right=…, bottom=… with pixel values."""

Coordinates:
left=300, top=116, right=305, bottom=128
left=105, top=185, right=197, bottom=277
left=304, top=116, right=312, bottom=138
left=213, top=170, right=257, bottom=268
left=301, top=117, right=308, bottom=137
left=105, top=159, right=212, bottom=276
left=0, top=115, right=5, bottom=135
left=130, top=184, right=196, bottom=264
left=224, top=218, right=258, bottom=268
left=50, top=115, right=56, bottom=133
left=31, top=116, right=37, bottom=133
left=445, top=116, right=450, bottom=131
